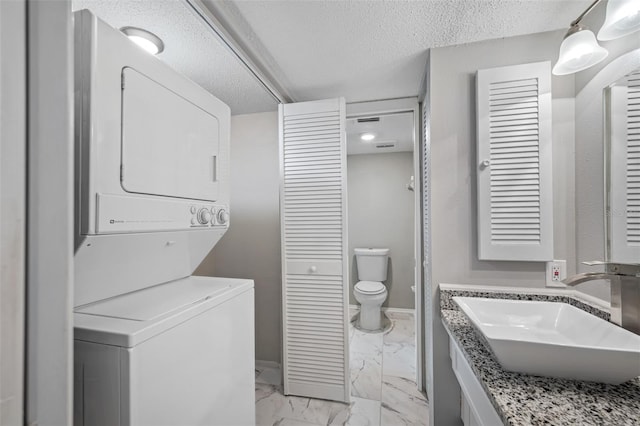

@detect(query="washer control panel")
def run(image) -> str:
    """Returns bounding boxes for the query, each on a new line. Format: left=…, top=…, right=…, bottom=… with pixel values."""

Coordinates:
left=190, top=204, right=229, bottom=228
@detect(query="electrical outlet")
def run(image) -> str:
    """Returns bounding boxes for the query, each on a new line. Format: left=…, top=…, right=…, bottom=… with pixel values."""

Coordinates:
left=546, top=260, right=567, bottom=287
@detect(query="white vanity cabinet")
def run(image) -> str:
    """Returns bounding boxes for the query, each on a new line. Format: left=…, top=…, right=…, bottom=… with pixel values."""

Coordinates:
left=446, top=331, right=503, bottom=426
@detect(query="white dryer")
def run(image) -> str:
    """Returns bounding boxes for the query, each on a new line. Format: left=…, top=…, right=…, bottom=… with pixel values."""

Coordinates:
left=74, top=9, right=232, bottom=306
left=74, top=277, right=255, bottom=426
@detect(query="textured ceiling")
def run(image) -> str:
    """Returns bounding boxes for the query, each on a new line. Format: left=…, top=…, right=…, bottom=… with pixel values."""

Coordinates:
left=206, top=0, right=594, bottom=103
left=72, top=0, right=278, bottom=114
left=72, top=0, right=595, bottom=113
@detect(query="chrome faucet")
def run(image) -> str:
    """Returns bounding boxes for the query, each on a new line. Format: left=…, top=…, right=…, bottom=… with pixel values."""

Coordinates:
left=563, top=262, right=640, bottom=335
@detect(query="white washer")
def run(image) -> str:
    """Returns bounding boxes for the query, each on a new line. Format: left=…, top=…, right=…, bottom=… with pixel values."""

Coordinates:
left=73, top=276, right=255, bottom=426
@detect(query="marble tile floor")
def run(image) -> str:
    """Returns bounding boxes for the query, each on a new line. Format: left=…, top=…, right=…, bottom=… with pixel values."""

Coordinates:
left=255, top=310, right=428, bottom=426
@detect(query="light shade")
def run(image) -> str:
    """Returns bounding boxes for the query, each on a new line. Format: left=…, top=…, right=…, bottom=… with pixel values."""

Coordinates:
left=120, top=27, right=164, bottom=55
left=552, top=28, right=608, bottom=75
left=598, top=0, right=640, bottom=41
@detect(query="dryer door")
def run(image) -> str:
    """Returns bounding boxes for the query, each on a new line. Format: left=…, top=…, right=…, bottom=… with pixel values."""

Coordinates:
left=121, top=67, right=219, bottom=202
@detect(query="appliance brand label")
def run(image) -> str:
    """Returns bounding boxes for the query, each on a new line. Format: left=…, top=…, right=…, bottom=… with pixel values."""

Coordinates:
left=109, top=219, right=175, bottom=224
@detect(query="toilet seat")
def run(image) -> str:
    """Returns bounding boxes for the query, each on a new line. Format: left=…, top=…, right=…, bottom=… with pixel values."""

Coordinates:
left=355, top=281, right=385, bottom=295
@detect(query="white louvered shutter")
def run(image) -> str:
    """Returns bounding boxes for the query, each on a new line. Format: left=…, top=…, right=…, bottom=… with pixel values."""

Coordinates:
left=476, top=61, right=553, bottom=261
left=609, top=70, right=640, bottom=263
left=279, top=98, right=350, bottom=402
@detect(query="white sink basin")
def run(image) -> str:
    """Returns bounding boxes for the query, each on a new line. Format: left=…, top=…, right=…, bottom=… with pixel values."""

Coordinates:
left=453, top=297, right=640, bottom=384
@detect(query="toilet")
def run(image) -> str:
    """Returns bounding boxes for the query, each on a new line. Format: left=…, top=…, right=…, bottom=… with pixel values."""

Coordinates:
left=353, top=248, right=389, bottom=331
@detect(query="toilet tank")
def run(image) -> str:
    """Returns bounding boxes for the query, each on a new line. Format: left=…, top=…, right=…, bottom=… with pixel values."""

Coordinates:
left=354, top=248, right=390, bottom=281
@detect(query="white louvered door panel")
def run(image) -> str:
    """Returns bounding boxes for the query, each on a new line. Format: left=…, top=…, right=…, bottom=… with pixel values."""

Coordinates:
left=609, top=70, right=640, bottom=263
left=476, top=61, right=553, bottom=261
left=279, top=98, right=350, bottom=402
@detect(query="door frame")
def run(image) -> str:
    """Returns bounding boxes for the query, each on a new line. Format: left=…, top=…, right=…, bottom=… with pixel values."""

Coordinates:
left=346, top=97, right=423, bottom=391
left=0, top=0, right=27, bottom=422
left=26, top=1, right=74, bottom=424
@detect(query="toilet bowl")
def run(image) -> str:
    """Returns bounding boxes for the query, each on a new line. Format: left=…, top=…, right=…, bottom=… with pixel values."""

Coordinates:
left=354, top=281, right=388, bottom=330
left=353, top=248, right=389, bottom=331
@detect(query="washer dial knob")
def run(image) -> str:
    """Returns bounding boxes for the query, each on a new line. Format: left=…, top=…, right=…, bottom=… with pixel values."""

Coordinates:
left=197, top=208, right=212, bottom=225
left=217, top=209, right=229, bottom=225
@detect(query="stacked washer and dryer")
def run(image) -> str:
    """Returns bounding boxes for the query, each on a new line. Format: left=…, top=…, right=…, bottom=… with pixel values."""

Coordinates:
left=72, top=10, right=254, bottom=426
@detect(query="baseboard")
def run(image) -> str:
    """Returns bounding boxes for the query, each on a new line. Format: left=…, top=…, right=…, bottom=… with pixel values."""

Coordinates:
left=382, top=306, right=415, bottom=314
left=255, top=359, right=280, bottom=370
left=349, top=304, right=415, bottom=314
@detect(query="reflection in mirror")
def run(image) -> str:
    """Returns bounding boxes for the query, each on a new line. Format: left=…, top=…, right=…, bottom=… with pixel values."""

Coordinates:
left=605, top=68, right=640, bottom=263
left=72, top=0, right=278, bottom=114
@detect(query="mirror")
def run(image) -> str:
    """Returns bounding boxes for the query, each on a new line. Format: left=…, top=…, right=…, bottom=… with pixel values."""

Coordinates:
left=605, top=67, right=640, bottom=264
left=72, top=0, right=279, bottom=115
left=574, top=48, right=640, bottom=300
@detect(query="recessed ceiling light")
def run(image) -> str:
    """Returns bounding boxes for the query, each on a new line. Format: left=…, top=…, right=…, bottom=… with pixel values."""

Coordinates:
left=120, top=27, right=164, bottom=55
left=361, top=133, right=376, bottom=141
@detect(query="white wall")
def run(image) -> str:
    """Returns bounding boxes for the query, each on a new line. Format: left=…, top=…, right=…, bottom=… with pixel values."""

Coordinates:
left=426, top=29, right=576, bottom=425
left=429, top=32, right=576, bottom=289
left=347, top=152, right=415, bottom=309
left=196, top=111, right=282, bottom=363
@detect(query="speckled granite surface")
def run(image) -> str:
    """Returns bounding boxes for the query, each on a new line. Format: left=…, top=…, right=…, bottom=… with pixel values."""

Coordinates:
left=441, top=306, right=640, bottom=426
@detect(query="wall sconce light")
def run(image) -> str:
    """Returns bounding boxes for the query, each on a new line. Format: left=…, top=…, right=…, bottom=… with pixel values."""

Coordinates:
left=598, top=0, right=640, bottom=40
left=553, top=0, right=640, bottom=76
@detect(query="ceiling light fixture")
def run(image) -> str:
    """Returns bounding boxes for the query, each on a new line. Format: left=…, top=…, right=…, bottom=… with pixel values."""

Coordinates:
left=598, top=0, right=640, bottom=41
left=120, top=27, right=164, bottom=55
left=553, top=0, right=640, bottom=76
left=553, top=24, right=608, bottom=75
left=361, top=133, right=376, bottom=141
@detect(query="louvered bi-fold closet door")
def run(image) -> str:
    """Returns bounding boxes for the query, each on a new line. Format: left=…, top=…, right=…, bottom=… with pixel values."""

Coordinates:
left=279, top=98, right=350, bottom=402
left=476, top=61, right=553, bottom=261
left=609, top=70, right=640, bottom=263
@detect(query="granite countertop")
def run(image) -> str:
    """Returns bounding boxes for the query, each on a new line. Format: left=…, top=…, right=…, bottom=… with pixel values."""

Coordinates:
left=440, top=289, right=640, bottom=426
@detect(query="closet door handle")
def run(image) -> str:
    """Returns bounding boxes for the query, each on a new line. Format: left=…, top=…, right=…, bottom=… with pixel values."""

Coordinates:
left=309, top=266, right=317, bottom=273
